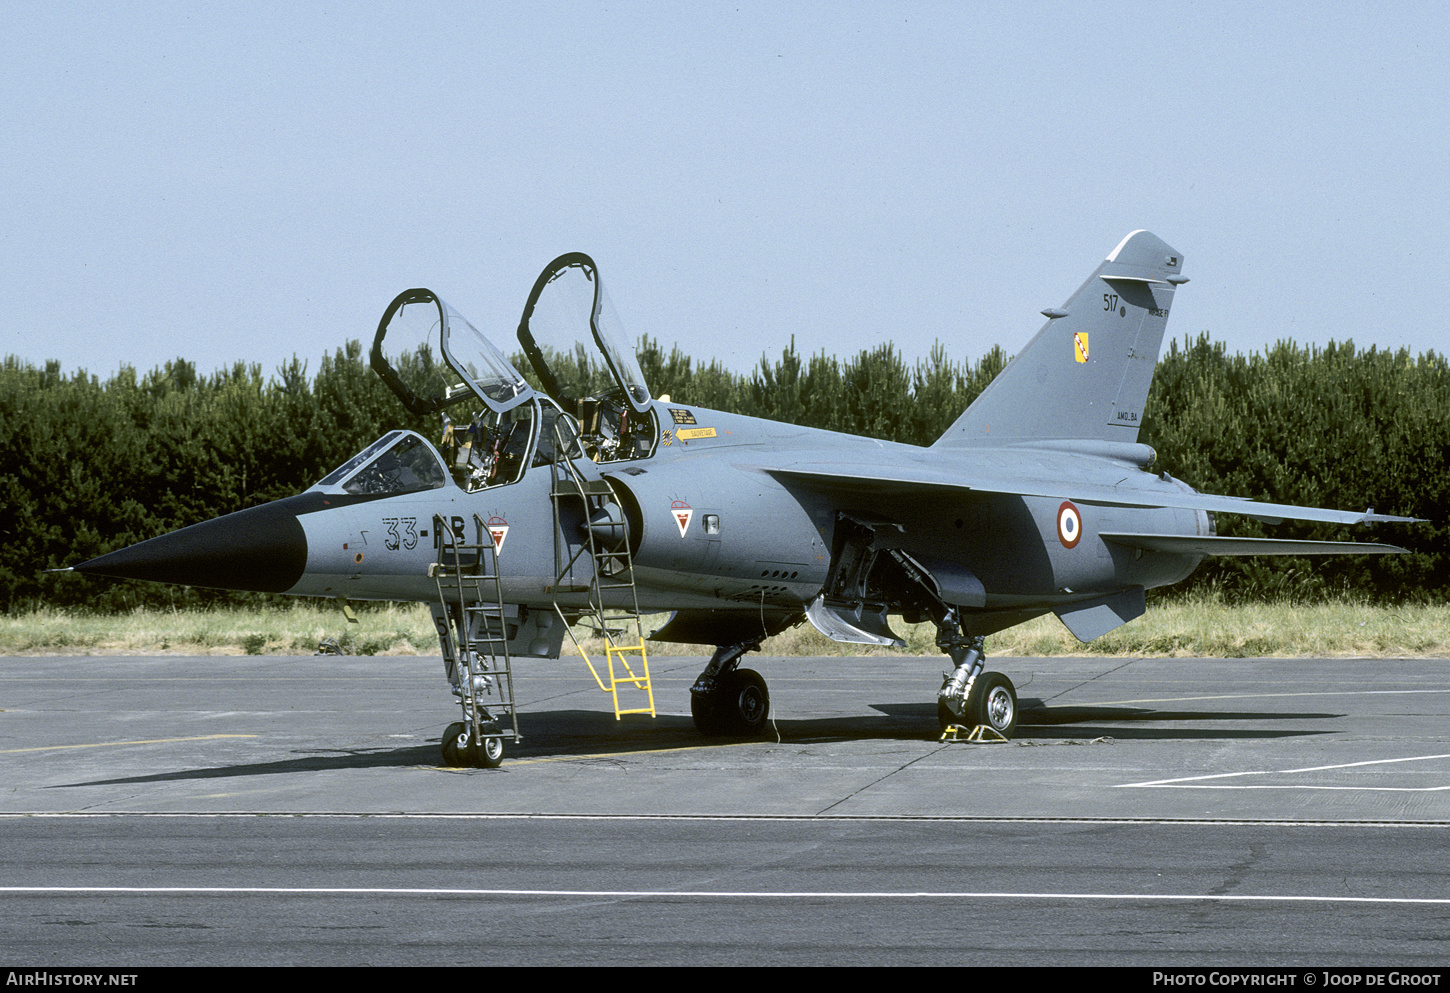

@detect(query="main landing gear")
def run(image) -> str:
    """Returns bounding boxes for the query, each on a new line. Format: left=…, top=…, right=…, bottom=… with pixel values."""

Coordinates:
left=687, top=617, right=1017, bottom=741
left=691, top=641, right=771, bottom=737
left=935, top=611, right=1017, bottom=739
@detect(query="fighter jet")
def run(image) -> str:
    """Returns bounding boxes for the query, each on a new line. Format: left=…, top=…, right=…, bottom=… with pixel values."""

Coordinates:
left=70, top=231, right=1420, bottom=766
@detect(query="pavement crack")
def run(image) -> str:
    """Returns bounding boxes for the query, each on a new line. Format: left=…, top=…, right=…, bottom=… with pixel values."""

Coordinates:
left=815, top=744, right=948, bottom=814
left=1042, top=658, right=1141, bottom=704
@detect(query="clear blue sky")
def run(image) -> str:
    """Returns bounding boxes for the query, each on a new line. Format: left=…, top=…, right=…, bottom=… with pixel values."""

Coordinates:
left=4, top=1, right=1447, bottom=385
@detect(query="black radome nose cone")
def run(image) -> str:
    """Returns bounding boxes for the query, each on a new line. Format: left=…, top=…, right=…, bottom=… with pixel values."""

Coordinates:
left=72, top=497, right=309, bottom=594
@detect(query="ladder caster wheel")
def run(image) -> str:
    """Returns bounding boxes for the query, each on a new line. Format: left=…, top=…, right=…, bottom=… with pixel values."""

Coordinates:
left=441, top=721, right=506, bottom=768
left=475, top=722, right=506, bottom=768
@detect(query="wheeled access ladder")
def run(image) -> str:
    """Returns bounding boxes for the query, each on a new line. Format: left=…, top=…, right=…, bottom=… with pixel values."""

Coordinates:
left=430, top=512, right=520, bottom=767
left=547, top=421, right=656, bottom=721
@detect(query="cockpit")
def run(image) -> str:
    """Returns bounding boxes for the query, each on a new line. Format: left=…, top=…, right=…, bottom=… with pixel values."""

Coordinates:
left=356, top=254, right=655, bottom=494
left=438, top=401, right=573, bottom=491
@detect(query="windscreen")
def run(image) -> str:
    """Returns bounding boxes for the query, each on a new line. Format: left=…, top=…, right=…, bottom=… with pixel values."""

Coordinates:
left=317, top=431, right=403, bottom=486
left=339, top=432, right=448, bottom=495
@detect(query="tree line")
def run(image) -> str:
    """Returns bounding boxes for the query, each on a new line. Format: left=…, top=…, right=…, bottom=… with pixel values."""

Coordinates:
left=2, top=332, right=1444, bottom=612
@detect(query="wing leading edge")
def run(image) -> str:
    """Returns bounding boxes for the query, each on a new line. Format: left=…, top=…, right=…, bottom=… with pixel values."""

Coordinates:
left=758, top=463, right=1422, bottom=531
left=1099, top=533, right=1409, bottom=556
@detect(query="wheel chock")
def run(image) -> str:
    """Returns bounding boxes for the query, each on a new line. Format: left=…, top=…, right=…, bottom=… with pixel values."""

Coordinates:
left=939, top=724, right=1009, bottom=743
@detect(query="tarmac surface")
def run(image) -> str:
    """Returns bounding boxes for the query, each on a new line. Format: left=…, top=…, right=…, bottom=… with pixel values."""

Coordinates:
left=3, top=652, right=1450, bottom=965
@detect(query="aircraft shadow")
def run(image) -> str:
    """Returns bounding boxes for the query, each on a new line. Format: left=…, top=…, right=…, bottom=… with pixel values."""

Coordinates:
left=1016, top=699, right=1345, bottom=742
left=872, top=700, right=1343, bottom=741
left=51, top=743, right=451, bottom=788
left=54, top=701, right=1345, bottom=787
left=52, top=712, right=756, bottom=787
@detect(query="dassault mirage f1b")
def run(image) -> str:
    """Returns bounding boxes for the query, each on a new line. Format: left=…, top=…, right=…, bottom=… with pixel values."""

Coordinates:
left=71, top=231, right=1420, bottom=766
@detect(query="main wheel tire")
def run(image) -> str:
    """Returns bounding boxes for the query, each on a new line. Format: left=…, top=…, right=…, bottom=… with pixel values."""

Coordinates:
left=966, top=671, right=1017, bottom=738
left=441, top=720, right=506, bottom=768
left=691, top=690, right=725, bottom=736
left=718, top=668, right=770, bottom=737
left=692, top=669, right=771, bottom=737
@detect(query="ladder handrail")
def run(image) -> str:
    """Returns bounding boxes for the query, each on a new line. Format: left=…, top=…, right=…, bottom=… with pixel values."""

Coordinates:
left=432, top=512, right=520, bottom=745
left=547, top=415, right=655, bottom=720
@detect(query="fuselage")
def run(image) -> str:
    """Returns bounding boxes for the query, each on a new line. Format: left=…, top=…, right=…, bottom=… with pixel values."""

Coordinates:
left=78, top=398, right=1209, bottom=633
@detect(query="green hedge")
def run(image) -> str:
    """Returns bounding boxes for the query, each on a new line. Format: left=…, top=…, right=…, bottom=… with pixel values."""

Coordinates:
left=1141, top=336, right=1448, bottom=601
left=2, top=333, right=1443, bottom=612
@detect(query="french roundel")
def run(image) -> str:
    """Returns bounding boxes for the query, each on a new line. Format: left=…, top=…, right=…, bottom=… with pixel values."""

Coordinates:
left=1057, top=501, right=1082, bottom=549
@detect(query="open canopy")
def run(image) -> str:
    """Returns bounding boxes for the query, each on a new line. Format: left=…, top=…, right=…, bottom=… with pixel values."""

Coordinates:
left=516, top=253, right=652, bottom=415
left=370, top=288, right=535, bottom=416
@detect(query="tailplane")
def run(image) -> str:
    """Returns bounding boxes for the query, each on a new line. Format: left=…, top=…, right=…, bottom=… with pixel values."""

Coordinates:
left=934, top=230, right=1185, bottom=449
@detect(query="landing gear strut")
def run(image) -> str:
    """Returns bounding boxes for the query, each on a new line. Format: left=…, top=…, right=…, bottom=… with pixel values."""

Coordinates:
left=935, top=609, right=1017, bottom=738
left=691, top=641, right=771, bottom=737
left=938, top=671, right=1017, bottom=737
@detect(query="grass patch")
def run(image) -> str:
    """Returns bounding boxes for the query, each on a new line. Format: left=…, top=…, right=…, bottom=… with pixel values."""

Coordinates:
left=1, top=596, right=1446, bottom=658
left=0, top=601, right=436, bottom=656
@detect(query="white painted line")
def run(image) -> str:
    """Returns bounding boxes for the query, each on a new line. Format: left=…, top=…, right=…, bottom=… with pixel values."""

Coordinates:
left=0, top=735, right=258, bottom=755
left=2, top=885, right=1449, bottom=906
left=4, top=812, right=1449, bottom=827
left=1119, top=753, right=1450, bottom=790
left=1090, top=689, right=1450, bottom=707
left=1118, top=786, right=1450, bottom=792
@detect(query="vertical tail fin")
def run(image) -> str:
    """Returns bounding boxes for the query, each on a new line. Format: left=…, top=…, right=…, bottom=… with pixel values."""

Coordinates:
left=934, top=230, right=1185, bottom=449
